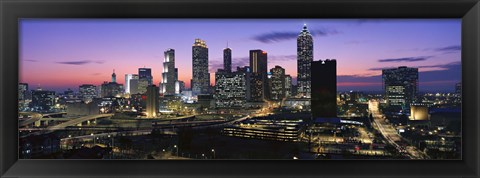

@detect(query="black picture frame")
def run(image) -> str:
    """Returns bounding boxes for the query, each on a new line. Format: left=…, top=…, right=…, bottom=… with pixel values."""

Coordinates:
left=1, top=0, right=479, bottom=177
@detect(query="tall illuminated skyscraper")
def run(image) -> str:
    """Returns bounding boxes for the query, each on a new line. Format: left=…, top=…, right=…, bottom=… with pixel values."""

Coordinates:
left=160, top=49, right=178, bottom=95
left=191, top=39, right=210, bottom=95
left=224, top=46, right=232, bottom=73
left=297, top=24, right=313, bottom=98
left=270, top=66, right=286, bottom=101
left=248, top=49, right=268, bottom=102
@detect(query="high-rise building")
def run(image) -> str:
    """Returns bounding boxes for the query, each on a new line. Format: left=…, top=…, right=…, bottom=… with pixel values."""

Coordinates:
left=125, top=74, right=139, bottom=94
left=31, top=89, right=56, bottom=111
left=19, top=83, right=29, bottom=101
left=138, top=68, right=153, bottom=86
left=249, top=49, right=268, bottom=102
left=129, top=78, right=139, bottom=95
left=311, top=59, right=337, bottom=118
left=297, top=24, right=314, bottom=98
left=269, top=66, right=286, bottom=101
left=224, top=47, right=232, bottom=73
left=382, top=66, right=418, bottom=109
left=160, top=49, right=179, bottom=95
left=137, top=78, right=149, bottom=94
left=146, top=85, right=159, bottom=118
left=214, top=69, right=247, bottom=108
left=285, top=75, right=292, bottom=98
left=79, top=84, right=97, bottom=103
left=191, top=39, right=210, bottom=95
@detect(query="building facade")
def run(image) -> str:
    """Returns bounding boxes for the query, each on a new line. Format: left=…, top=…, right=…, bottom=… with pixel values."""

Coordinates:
left=269, top=66, right=286, bottom=101
left=138, top=68, right=153, bottom=86
left=125, top=74, right=139, bottom=94
left=285, top=75, right=292, bottom=98
left=382, top=66, right=419, bottom=109
left=248, top=50, right=268, bottom=102
left=79, top=84, right=97, bottom=103
left=297, top=24, right=314, bottom=98
left=160, top=49, right=179, bottom=95
left=223, top=47, right=232, bottom=73
left=31, top=89, right=56, bottom=112
left=146, top=85, right=159, bottom=118
left=214, top=69, right=247, bottom=108
left=191, top=39, right=210, bottom=95
left=311, top=59, right=337, bottom=118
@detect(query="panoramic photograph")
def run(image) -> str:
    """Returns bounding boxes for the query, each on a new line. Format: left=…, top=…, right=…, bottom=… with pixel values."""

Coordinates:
left=18, top=19, right=461, bottom=160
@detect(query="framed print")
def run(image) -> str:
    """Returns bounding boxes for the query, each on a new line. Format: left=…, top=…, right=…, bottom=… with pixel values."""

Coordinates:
left=1, top=0, right=479, bottom=177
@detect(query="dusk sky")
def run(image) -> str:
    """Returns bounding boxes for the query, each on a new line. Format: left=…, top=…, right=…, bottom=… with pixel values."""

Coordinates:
left=19, top=19, right=461, bottom=92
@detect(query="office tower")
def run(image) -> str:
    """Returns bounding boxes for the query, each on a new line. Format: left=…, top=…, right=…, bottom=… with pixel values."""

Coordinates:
left=311, top=59, right=337, bottom=118
left=146, top=85, right=159, bottom=118
left=31, top=89, right=56, bottom=111
left=111, top=69, right=117, bottom=83
left=214, top=69, right=247, bottom=108
left=270, top=66, right=286, bottom=101
left=297, top=24, right=313, bottom=98
left=138, top=68, right=153, bottom=86
left=79, top=84, right=97, bottom=103
left=237, top=66, right=252, bottom=102
left=137, top=78, right=149, bottom=94
left=285, top=75, right=292, bottom=98
left=248, top=49, right=268, bottom=102
left=382, top=66, right=418, bottom=109
left=19, top=83, right=29, bottom=101
left=160, top=49, right=179, bottom=95
left=191, top=39, right=210, bottom=95
left=224, top=47, right=232, bottom=73
left=129, top=78, right=139, bottom=95
left=125, top=74, right=139, bottom=94
left=177, top=81, right=185, bottom=94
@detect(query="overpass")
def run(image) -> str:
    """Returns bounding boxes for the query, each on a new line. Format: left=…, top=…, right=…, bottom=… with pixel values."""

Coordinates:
left=19, top=112, right=68, bottom=127
left=47, top=114, right=114, bottom=130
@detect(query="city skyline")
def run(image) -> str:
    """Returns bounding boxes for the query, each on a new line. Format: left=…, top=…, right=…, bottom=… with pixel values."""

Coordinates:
left=20, top=19, right=461, bottom=92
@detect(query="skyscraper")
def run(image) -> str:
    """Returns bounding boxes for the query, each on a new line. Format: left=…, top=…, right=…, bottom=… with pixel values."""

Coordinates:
left=270, top=66, right=286, bottom=101
left=160, top=49, right=178, bottom=95
left=138, top=68, right=153, bottom=86
left=214, top=68, right=247, bottom=108
left=191, top=39, right=210, bottom=95
left=125, top=74, right=139, bottom=94
left=100, top=70, right=123, bottom=98
left=311, top=59, right=337, bottom=118
left=285, top=75, right=292, bottom=98
left=146, top=85, right=159, bottom=118
left=31, top=89, right=56, bottom=112
left=249, top=49, right=268, bottom=102
left=19, top=83, right=29, bottom=101
left=382, top=66, right=418, bottom=109
left=297, top=24, right=313, bottom=98
left=224, top=47, right=232, bottom=73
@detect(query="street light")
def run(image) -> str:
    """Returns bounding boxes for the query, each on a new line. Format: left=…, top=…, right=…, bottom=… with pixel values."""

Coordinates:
left=211, top=149, right=215, bottom=159
left=174, top=145, right=178, bottom=157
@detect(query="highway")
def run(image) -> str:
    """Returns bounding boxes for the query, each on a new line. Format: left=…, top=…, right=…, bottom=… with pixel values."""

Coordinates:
left=47, top=113, right=114, bottom=130
left=369, top=100, right=430, bottom=159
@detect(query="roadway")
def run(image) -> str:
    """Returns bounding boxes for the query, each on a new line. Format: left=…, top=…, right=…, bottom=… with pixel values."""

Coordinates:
left=369, top=100, right=430, bottom=159
left=47, top=113, right=114, bottom=130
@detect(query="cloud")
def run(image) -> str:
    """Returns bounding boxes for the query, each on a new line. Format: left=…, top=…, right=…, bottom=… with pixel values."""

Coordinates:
left=434, top=45, right=461, bottom=53
left=378, top=56, right=432, bottom=63
left=56, top=60, right=105, bottom=65
left=252, top=28, right=340, bottom=43
left=24, top=59, right=38, bottom=62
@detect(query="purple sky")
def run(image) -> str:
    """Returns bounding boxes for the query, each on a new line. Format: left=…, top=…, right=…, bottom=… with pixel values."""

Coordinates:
left=19, top=19, right=461, bottom=92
